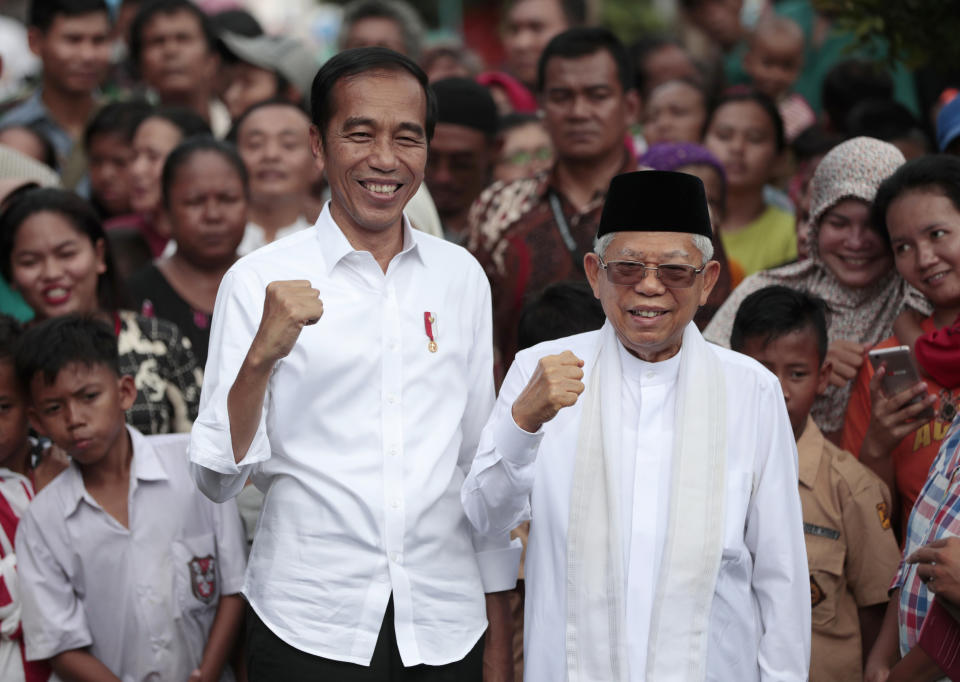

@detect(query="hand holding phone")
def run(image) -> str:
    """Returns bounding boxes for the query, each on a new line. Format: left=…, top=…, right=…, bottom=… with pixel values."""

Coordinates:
left=868, top=345, right=936, bottom=422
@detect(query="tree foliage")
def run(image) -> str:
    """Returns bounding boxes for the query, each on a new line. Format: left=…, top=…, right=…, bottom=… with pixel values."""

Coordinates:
left=813, top=0, right=960, bottom=71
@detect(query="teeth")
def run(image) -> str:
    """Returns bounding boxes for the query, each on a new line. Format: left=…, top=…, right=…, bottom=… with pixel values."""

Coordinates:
left=634, top=310, right=664, bottom=318
left=927, top=272, right=948, bottom=283
left=363, top=182, right=399, bottom=195
left=47, top=288, right=68, bottom=298
left=844, top=257, right=868, bottom=266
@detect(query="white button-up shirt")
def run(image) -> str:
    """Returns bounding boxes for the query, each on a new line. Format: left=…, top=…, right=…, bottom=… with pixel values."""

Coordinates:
left=189, top=204, right=520, bottom=666
left=15, top=428, right=247, bottom=682
left=462, top=330, right=810, bottom=681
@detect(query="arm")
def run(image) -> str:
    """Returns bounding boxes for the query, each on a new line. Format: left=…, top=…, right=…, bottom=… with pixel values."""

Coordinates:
left=482, top=591, right=514, bottom=682
left=189, top=274, right=323, bottom=502
left=865, top=593, right=902, bottom=682
left=859, top=604, right=888, bottom=668
left=887, top=646, right=943, bottom=682
left=745, top=384, right=810, bottom=680
left=192, top=594, right=245, bottom=682
left=461, top=351, right=585, bottom=537
left=50, top=649, right=122, bottom=682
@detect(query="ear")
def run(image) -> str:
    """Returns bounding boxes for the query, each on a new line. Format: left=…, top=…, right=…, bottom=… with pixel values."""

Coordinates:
left=26, top=405, right=45, bottom=436
left=93, top=238, right=107, bottom=276
left=26, top=27, right=43, bottom=58
left=117, top=375, right=137, bottom=412
left=816, top=359, right=831, bottom=395
left=309, top=124, right=325, bottom=174
left=584, top=252, right=602, bottom=299
left=698, top=260, right=722, bottom=306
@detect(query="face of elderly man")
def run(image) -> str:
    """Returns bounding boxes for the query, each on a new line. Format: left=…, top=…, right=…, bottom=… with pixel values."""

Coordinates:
left=584, top=231, right=720, bottom=361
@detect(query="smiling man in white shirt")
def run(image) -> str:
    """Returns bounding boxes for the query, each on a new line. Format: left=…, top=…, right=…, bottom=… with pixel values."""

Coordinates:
left=462, top=170, right=810, bottom=681
left=189, top=47, right=519, bottom=680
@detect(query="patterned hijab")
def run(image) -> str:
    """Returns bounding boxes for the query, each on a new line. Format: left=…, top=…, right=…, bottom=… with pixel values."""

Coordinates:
left=704, top=137, right=930, bottom=433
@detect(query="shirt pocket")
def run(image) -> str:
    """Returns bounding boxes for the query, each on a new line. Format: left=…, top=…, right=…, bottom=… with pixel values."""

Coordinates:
left=808, top=537, right=844, bottom=628
left=171, top=533, right=219, bottom=665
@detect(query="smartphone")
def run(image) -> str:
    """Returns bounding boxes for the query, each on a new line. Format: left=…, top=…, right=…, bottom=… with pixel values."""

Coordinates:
left=867, top=345, right=936, bottom=420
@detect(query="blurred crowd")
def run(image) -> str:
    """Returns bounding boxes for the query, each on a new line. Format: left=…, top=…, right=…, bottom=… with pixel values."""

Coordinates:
left=0, top=0, right=958, bottom=680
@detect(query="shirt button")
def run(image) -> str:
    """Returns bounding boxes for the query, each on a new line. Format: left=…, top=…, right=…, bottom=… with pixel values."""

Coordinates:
left=387, top=393, right=398, bottom=404
left=646, top=371, right=655, bottom=379
left=389, top=446, right=398, bottom=456
left=391, top=498, right=401, bottom=509
left=390, top=552, right=401, bottom=563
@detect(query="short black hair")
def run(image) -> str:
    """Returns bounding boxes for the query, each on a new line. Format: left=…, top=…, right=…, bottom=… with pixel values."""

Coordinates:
left=790, top=124, right=843, bottom=165
left=0, top=188, right=123, bottom=313
left=518, top=282, right=606, bottom=350
left=309, top=46, right=436, bottom=143
left=705, top=87, right=785, bottom=153
left=226, top=97, right=310, bottom=144
left=730, top=285, right=829, bottom=364
left=498, top=112, right=540, bottom=134
left=28, top=0, right=110, bottom=32
left=83, top=99, right=153, bottom=149
left=161, top=136, right=249, bottom=209
left=872, top=154, right=960, bottom=245
left=0, top=315, right=22, bottom=363
left=504, top=0, right=587, bottom=25
left=629, top=35, right=687, bottom=96
left=209, top=8, right=264, bottom=37
left=16, top=315, right=120, bottom=391
left=846, top=98, right=929, bottom=151
left=537, top=27, right=633, bottom=94
left=140, top=106, right=212, bottom=139
left=129, top=0, right=217, bottom=66
left=821, top=59, right=894, bottom=135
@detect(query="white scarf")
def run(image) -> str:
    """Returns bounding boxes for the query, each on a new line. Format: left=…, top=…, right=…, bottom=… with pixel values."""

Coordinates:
left=565, top=321, right=728, bottom=681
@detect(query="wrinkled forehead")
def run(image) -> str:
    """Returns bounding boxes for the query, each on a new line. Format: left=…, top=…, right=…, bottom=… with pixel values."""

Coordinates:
left=603, top=231, right=698, bottom=260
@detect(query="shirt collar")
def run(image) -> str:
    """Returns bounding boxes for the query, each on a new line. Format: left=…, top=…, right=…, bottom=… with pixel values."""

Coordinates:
left=61, top=425, right=169, bottom=517
left=541, top=148, right=638, bottom=203
left=315, top=201, right=423, bottom=275
left=797, top=416, right=824, bottom=489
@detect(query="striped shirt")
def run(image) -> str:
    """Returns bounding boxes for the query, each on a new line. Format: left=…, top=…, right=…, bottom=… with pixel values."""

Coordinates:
left=893, top=414, right=960, bottom=653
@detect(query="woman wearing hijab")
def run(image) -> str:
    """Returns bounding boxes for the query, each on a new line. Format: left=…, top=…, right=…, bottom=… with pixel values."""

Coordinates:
left=705, top=136, right=929, bottom=440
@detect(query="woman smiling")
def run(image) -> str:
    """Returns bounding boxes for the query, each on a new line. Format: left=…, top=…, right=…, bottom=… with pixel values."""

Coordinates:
left=705, top=137, right=929, bottom=439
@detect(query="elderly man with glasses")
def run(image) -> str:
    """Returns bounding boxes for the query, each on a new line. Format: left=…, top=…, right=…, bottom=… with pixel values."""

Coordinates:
left=462, top=170, right=810, bottom=681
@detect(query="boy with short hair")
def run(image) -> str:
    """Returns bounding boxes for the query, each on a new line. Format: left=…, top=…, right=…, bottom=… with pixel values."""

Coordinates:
left=83, top=100, right=152, bottom=220
left=731, top=285, right=901, bottom=681
left=742, top=15, right=815, bottom=142
left=13, top=315, right=246, bottom=682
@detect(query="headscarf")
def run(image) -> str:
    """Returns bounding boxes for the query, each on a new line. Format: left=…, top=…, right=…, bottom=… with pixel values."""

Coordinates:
left=704, top=137, right=930, bottom=433
left=638, top=142, right=734, bottom=329
left=475, top=71, right=538, bottom=113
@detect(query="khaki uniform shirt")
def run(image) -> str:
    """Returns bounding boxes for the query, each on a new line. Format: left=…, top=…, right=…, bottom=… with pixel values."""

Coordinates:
left=798, top=417, right=901, bottom=682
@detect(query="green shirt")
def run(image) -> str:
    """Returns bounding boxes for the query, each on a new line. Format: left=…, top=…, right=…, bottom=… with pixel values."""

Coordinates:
left=721, top=204, right=798, bottom=276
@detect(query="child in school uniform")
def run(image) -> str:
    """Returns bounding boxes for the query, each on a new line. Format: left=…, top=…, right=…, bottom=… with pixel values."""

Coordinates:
left=731, top=286, right=901, bottom=681
left=13, top=315, right=246, bottom=682
left=0, top=314, right=58, bottom=682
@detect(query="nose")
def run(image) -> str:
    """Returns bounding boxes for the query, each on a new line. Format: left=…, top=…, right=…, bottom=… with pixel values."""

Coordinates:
left=40, top=255, right=66, bottom=281
left=368, top=135, right=398, bottom=172
left=916, top=240, right=940, bottom=269
left=634, top=266, right=666, bottom=295
left=569, top=94, right=590, bottom=119
left=203, top=196, right=223, bottom=222
left=64, top=402, right=84, bottom=430
left=845, top=224, right=874, bottom=250
left=427, top=157, right=453, bottom=186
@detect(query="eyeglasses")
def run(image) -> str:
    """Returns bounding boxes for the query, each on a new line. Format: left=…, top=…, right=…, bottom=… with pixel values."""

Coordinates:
left=598, top=257, right=706, bottom=288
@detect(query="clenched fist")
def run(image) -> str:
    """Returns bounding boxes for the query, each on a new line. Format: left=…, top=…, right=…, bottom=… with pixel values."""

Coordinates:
left=512, top=351, right=585, bottom=433
left=249, top=280, right=324, bottom=367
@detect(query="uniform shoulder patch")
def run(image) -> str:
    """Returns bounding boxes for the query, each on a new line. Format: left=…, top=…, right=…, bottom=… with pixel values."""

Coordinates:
left=876, top=502, right=892, bottom=530
left=810, top=574, right=825, bottom=608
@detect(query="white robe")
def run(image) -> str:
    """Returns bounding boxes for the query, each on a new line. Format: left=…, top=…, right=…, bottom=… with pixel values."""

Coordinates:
left=462, top=330, right=810, bottom=681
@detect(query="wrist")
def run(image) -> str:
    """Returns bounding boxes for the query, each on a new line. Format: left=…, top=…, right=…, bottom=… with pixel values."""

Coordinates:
left=861, top=431, right=892, bottom=461
left=244, top=342, right=276, bottom=375
left=511, top=403, right=541, bottom=434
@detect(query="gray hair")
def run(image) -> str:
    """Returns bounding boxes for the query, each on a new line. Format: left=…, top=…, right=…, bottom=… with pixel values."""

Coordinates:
left=593, top=232, right=714, bottom=265
left=339, top=0, right=426, bottom=60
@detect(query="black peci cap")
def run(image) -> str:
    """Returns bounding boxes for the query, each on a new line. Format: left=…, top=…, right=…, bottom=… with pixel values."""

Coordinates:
left=596, top=170, right=713, bottom=239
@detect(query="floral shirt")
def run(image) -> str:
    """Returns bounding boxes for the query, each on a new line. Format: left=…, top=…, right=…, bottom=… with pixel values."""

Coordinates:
left=117, top=310, right=202, bottom=435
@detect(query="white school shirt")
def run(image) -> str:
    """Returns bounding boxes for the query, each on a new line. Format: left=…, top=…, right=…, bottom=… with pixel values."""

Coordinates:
left=15, top=428, right=246, bottom=682
left=462, top=330, right=811, bottom=682
left=189, top=203, right=520, bottom=666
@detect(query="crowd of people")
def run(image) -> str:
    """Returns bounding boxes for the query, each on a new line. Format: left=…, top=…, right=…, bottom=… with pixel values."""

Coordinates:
left=0, top=0, right=958, bottom=680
